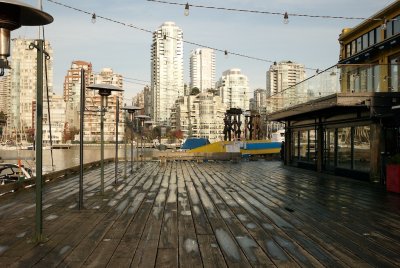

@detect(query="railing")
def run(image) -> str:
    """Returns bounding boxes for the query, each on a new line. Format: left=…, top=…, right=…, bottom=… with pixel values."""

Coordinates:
left=0, top=158, right=114, bottom=196
left=267, top=63, right=389, bottom=113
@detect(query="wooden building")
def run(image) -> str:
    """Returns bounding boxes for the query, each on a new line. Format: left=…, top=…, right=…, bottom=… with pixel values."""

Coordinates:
left=268, top=1, right=400, bottom=182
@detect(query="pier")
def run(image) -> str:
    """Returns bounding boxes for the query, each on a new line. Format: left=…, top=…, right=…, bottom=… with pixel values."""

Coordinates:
left=0, top=161, right=399, bottom=267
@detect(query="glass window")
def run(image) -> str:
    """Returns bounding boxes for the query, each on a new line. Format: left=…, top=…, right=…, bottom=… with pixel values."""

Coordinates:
left=353, top=126, right=370, bottom=172
left=293, top=131, right=299, bottom=159
left=346, top=44, right=351, bottom=58
left=377, top=28, right=382, bottom=43
left=356, top=37, right=362, bottom=51
left=374, top=65, right=381, bottom=92
left=387, top=19, right=393, bottom=38
left=362, top=33, right=368, bottom=49
left=324, top=129, right=336, bottom=170
left=394, top=16, right=400, bottom=35
left=299, top=130, right=308, bottom=161
left=337, top=127, right=351, bottom=169
left=351, top=40, right=357, bottom=54
left=368, top=29, right=375, bottom=46
left=390, top=55, right=400, bottom=92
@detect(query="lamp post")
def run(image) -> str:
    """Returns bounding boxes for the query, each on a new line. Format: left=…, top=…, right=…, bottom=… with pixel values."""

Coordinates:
left=135, top=115, right=150, bottom=167
left=87, top=84, right=123, bottom=194
left=0, top=0, right=53, bottom=242
left=122, top=106, right=142, bottom=174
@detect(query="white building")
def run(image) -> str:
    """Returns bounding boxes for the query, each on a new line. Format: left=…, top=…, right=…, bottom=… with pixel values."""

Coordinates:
left=87, top=68, right=124, bottom=142
left=266, top=61, right=306, bottom=112
left=215, top=68, right=250, bottom=112
left=189, top=48, right=215, bottom=92
left=63, top=61, right=93, bottom=130
left=43, top=94, right=66, bottom=145
left=172, top=92, right=226, bottom=142
left=150, top=21, right=184, bottom=125
left=253, top=88, right=268, bottom=114
left=7, top=39, right=53, bottom=132
left=0, top=74, right=10, bottom=115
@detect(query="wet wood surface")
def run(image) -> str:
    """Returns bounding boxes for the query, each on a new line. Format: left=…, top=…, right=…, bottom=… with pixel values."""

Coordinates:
left=0, top=161, right=399, bottom=267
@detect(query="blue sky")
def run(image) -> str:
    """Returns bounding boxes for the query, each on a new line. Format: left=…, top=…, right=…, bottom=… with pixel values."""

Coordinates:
left=13, top=0, right=394, bottom=100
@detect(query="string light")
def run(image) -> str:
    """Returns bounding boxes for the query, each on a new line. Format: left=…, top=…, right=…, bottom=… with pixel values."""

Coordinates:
left=46, top=0, right=322, bottom=70
left=224, top=50, right=228, bottom=58
left=184, top=2, right=189, bottom=16
left=283, top=12, right=289, bottom=24
left=146, top=0, right=388, bottom=22
left=91, top=13, right=96, bottom=23
left=381, top=19, right=387, bottom=30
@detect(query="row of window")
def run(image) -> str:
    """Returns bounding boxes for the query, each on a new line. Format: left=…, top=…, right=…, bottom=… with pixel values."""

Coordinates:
left=345, top=15, right=400, bottom=59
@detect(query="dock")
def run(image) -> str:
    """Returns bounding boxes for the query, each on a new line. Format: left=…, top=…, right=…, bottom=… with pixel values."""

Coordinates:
left=0, top=161, right=399, bottom=267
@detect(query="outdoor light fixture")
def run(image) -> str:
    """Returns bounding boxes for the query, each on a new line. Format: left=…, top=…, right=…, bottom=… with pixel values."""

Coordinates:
left=283, top=12, right=289, bottom=24
left=0, top=0, right=53, bottom=75
left=184, top=2, right=189, bottom=16
left=91, top=13, right=96, bottom=24
left=87, top=83, right=124, bottom=194
left=122, top=105, right=142, bottom=174
left=382, top=19, right=387, bottom=31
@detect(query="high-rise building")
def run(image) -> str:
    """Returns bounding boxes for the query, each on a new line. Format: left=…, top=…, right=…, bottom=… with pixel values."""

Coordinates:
left=171, top=92, right=226, bottom=142
left=150, top=21, right=184, bottom=125
left=266, top=61, right=306, bottom=112
left=215, top=68, right=250, bottom=111
left=189, top=48, right=215, bottom=92
left=0, top=74, right=10, bottom=115
left=43, top=94, right=66, bottom=145
left=63, top=61, right=93, bottom=130
left=7, top=38, right=53, bottom=132
left=253, top=88, right=267, bottom=114
left=88, top=68, right=124, bottom=142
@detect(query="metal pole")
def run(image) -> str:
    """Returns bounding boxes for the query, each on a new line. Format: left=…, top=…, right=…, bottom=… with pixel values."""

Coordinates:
left=115, top=98, right=119, bottom=184
left=100, top=96, right=105, bottom=194
left=79, top=68, right=85, bottom=209
left=130, top=113, right=133, bottom=173
left=136, top=118, right=139, bottom=170
left=124, top=110, right=127, bottom=179
left=35, top=39, right=44, bottom=241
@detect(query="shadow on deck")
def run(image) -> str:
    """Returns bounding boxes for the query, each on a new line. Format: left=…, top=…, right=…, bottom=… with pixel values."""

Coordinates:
left=0, top=161, right=399, bottom=267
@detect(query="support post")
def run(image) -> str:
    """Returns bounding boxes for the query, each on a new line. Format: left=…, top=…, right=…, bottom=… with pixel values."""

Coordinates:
left=79, top=68, right=85, bottom=209
left=115, top=98, right=119, bottom=184
left=100, top=96, right=105, bottom=194
left=34, top=39, right=44, bottom=241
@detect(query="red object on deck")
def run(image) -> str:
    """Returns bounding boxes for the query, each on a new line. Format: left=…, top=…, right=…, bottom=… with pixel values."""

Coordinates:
left=386, top=164, right=400, bottom=193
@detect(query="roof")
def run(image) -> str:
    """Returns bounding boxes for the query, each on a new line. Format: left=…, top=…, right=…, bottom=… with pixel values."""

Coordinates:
left=181, top=138, right=210, bottom=150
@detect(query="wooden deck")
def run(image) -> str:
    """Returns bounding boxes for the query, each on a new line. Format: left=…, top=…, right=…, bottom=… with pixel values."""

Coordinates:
left=0, top=161, right=400, bottom=267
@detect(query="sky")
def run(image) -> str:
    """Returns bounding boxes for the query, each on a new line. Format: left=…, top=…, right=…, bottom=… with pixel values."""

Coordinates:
left=12, top=0, right=395, bottom=101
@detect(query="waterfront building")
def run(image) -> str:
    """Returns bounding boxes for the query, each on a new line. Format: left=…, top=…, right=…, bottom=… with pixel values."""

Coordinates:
left=150, top=21, right=184, bottom=125
left=266, top=61, right=306, bottom=113
left=7, top=38, right=53, bottom=132
left=215, top=68, right=250, bottom=112
left=268, top=1, right=400, bottom=182
left=189, top=48, right=215, bottom=93
left=171, top=92, right=226, bottom=142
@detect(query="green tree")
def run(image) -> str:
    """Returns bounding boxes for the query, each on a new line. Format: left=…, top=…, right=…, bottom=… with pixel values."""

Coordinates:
left=190, top=87, right=200, bottom=95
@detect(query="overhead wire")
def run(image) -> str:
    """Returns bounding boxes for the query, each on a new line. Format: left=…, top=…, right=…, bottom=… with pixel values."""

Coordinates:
left=146, top=0, right=388, bottom=21
left=46, top=0, right=317, bottom=70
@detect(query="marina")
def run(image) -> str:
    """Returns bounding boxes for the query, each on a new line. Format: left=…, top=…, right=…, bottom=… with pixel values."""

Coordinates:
left=0, top=160, right=399, bottom=267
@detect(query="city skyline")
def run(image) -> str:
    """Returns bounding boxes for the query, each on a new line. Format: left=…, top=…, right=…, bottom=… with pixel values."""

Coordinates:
left=10, top=0, right=392, bottom=101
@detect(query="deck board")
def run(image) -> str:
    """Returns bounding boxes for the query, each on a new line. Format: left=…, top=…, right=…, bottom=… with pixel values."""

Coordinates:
left=0, top=161, right=400, bottom=267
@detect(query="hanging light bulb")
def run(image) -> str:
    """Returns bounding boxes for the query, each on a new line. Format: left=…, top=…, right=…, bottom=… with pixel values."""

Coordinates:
left=381, top=19, right=387, bottom=31
left=91, top=13, right=96, bottom=24
left=283, top=12, right=289, bottom=24
left=224, top=50, right=228, bottom=58
left=184, top=3, right=190, bottom=16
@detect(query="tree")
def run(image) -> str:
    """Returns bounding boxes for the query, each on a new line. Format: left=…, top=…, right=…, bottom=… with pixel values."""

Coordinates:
left=190, top=87, right=200, bottom=95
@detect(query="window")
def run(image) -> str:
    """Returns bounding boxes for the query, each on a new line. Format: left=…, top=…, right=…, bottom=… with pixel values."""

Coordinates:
left=394, top=16, right=400, bottom=36
left=346, top=44, right=351, bottom=58
left=387, top=19, right=393, bottom=38
left=368, top=29, right=375, bottom=46
left=353, top=126, right=370, bottom=172
left=362, top=33, right=368, bottom=49
left=356, top=37, right=362, bottom=51
left=390, top=54, right=400, bottom=92
left=337, top=127, right=352, bottom=169
left=351, top=40, right=357, bottom=55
